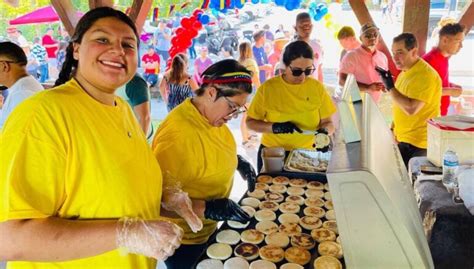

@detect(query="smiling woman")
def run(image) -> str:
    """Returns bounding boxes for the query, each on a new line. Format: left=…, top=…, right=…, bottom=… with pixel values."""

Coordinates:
left=0, top=7, right=187, bottom=269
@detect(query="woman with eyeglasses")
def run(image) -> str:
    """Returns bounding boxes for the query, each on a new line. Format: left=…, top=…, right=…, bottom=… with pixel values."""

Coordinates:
left=247, top=40, right=337, bottom=171
left=152, top=59, right=256, bottom=269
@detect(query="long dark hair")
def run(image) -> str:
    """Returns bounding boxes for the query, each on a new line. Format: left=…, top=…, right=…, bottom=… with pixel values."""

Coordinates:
left=54, top=7, right=139, bottom=86
left=169, top=53, right=187, bottom=84
left=196, top=59, right=252, bottom=97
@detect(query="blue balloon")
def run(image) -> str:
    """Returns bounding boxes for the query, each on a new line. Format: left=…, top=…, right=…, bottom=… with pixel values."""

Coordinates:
left=235, top=0, right=244, bottom=9
left=200, top=14, right=210, bottom=25
left=275, top=0, right=286, bottom=7
left=196, top=13, right=202, bottom=20
left=251, top=0, right=259, bottom=3
left=261, top=0, right=270, bottom=3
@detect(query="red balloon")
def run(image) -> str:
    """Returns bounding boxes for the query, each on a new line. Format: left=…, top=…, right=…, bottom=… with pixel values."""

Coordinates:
left=192, top=9, right=203, bottom=17
left=188, top=28, right=198, bottom=38
left=192, top=21, right=203, bottom=30
left=176, top=27, right=185, bottom=35
left=180, top=17, right=192, bottom=28
left=171, top=36, right=180, bottom=46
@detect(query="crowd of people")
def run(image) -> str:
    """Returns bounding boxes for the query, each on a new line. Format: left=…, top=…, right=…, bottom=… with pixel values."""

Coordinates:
left=0, top=4, right=468, bottom=269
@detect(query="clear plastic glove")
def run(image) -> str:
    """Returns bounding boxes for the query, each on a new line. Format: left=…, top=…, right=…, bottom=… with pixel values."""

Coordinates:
left=237, top=155, right=256, bottom=192
left=162, top=188, right=203, bottom=233
left=272, top=122, right=303, bottom=134
left=375, top=66, right=395, bottom=91
left=204, top=198, right=250, bottom=223
left=116, top=217, right=183, bottom=260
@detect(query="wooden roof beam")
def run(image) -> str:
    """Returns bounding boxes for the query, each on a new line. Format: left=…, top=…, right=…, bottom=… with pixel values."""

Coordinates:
left=51, top=0, right=80, bottom=37
left=458, top=1, right=474, bottom=33
left=129, top=0, right=153, bottom=34
left=403, top=0, right=430, bottom=56
left=348, top=0, right=399, bottom=76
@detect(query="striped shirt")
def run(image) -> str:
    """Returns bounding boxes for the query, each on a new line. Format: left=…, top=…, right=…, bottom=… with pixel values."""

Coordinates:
left=31, top=44, right=48, bottom=65
left=166, top=77, right=193, bottom=112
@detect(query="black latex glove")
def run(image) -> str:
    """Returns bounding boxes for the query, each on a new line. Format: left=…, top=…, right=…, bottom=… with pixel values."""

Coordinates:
left=237, top=155, right=256, bottom=192
left=313, top=128, right=331, bottom=152
left=204, top=198, right=250, bottom=223
left=272, top=122, right=303, bottom=134
left=375, top=66, right=395, bottom=91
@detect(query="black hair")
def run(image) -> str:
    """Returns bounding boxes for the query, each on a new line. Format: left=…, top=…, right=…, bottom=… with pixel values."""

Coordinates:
left=196, top=59, right=252, bottom=97
left=222, top=45, right=233, bottom=57
left=54, top=7, right=139, bottom=86
left=393, top=32, right=418, bottom=51
left=439, top=23, right=465, bottom=37
left=296, top=12, right=311, bottom=22
left=0, top=41, right=27, bottom=66
left=282, top=40, right=313, bottom=67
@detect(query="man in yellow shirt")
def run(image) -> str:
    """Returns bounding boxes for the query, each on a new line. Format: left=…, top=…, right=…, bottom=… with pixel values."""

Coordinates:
left=376, top=33, right=441, bottom=167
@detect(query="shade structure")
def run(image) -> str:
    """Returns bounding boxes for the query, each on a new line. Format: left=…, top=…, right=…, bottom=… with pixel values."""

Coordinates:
left=9, top=5, right=82, bottom=25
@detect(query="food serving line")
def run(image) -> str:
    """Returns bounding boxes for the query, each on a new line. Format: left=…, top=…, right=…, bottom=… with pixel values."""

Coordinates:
left=189, top=75, right=473, bottom=269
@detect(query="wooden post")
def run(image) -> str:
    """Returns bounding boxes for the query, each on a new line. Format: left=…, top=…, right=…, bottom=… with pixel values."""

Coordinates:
left=458, top=1, right=474, bottom=33
left=89, top=0, right=114, bottom=9
left=128, top=0, right=153, bottom=34
left=348, top=0, right=399, bottom=77
left=51, top=0, right=80, bottom=37
left=403, top=0, right=430, bottom=56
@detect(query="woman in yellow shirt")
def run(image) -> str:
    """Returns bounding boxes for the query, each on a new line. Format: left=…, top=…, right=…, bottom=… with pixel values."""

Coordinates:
left=0, top=7, right=188, bottom=269
left=247, top=40, right=337, bottom=171
left=153, top=59, right=256, bottom=268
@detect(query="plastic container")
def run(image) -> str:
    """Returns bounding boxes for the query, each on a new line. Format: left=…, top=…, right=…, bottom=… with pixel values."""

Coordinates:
left=442, top=149, right=459, bottom=191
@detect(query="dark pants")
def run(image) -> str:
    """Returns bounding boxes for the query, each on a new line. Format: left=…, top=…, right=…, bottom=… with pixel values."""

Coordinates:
left=164, top=243, right=207, bottom=269
left=257, top=144, right=290, bottom=173
left=398, top=142, right=427, bottom=169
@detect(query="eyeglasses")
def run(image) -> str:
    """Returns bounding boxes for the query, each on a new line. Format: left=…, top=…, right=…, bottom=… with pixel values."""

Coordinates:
left=364, top=32, right=379, bottom=39
left=223, top=96, right=247, bottom=119
left=288, top=65, right=315, bottom=77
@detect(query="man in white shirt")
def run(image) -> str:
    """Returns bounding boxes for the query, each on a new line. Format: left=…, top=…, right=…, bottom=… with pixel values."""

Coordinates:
left=278, top=12, right=324, bottom=81
left=0, top=42, right=43, bottom=128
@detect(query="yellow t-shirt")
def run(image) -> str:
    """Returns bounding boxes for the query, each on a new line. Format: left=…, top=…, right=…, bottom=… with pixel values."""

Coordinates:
left=0, top=79, right=163, bottom=269
left=393, top=59, right=441, bottom=149
left=152, top=98, right=237, bottom=244
left=247, top=76, right=336, bottom=150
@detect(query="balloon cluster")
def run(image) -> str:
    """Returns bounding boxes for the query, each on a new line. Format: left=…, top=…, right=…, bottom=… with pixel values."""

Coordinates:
left=308, top=2, right=328, bottom=21
left=168, top=9, right=207, bottom=68
left=274, top=0, right=302, bottom=11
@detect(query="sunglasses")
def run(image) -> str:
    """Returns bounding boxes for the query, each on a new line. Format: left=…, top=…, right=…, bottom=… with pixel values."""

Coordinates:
left=223, top=96, right=247, bottom=119
left=288, top=65, right=315, bottom=77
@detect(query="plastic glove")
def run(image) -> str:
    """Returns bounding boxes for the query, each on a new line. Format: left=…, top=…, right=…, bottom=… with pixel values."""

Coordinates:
left=375, top=66, right=395, bottom=91
left=116, top=217, right=183, bottom=261
left=162, top=186, right=203, bottom=233
left=237, top=155, right=257, bottom=192
left=204, top=198, right=250, bottom=223
left=272, top=122, right=303, bottom=134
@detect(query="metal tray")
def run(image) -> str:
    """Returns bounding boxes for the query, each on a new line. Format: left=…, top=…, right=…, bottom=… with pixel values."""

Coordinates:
left=193, top=172, right=345, bottom=269
left=284, top=149, right=331, bottom=174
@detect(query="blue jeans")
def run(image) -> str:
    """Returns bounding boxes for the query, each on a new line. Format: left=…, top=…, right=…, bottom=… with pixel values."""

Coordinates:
left=39, top=63, right=49, bottom=83
left=143, top=73, right=158, bottom=87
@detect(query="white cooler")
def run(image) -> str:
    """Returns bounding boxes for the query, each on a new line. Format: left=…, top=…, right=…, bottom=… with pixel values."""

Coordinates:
left=427, top=116, right=474, bottom=167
